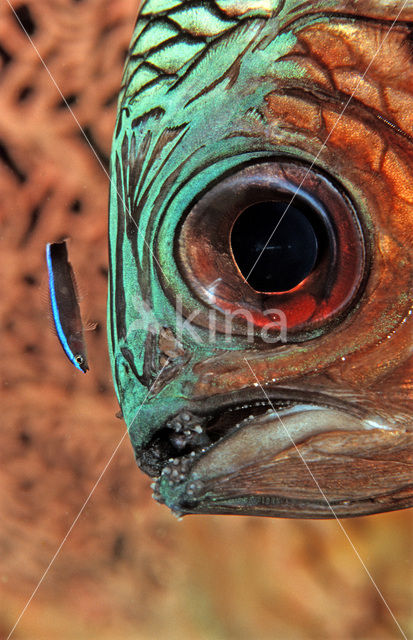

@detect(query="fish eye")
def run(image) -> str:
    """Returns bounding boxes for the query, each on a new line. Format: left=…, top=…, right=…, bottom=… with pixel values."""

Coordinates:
left=75, top=354, right=84, bottom=365
left=176, top=160, right=367, bottom=340
left=230, top=200, right=319, bottom=293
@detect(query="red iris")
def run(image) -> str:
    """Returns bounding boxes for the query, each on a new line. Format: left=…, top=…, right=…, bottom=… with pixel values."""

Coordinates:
left=177, top=160, right=367, bottom=340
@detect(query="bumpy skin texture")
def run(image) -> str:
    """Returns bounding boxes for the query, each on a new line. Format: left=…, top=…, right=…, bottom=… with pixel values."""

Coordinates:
left=109, top=0, right=413, bottom=517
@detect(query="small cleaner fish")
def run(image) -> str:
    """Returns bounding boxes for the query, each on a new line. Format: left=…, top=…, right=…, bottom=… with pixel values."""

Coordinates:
left=46, top=241, right=89, bottom=373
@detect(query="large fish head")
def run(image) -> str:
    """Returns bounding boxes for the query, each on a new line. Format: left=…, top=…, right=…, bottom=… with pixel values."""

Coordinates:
left=108, top=0, right=413, bottom=518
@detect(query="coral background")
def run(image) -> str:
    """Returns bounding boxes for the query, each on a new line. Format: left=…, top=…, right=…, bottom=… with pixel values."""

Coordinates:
left=0, top=1, right=411, bottom=638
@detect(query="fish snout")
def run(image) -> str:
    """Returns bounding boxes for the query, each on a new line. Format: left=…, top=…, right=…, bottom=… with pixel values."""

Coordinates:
left=148, top=389, right=412, bottom=518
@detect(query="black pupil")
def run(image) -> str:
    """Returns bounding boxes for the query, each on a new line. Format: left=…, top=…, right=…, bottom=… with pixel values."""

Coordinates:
left=230, top=201, right=318, bottom=292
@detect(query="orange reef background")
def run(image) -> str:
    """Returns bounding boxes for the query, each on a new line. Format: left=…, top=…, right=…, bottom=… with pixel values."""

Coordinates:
left=0, top=1, right=411, bottom=638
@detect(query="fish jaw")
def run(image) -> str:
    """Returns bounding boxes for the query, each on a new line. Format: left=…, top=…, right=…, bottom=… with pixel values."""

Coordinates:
left=151, top=399, right=412, bottom=518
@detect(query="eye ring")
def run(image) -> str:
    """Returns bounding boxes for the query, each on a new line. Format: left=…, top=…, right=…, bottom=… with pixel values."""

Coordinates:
left=75, top=354, right=85, bottom=365
left=175, top=159, right=367, bottom=340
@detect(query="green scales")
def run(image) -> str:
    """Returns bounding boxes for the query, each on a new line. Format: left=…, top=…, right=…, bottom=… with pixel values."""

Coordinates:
left=107, top=0, right=413, bottom=517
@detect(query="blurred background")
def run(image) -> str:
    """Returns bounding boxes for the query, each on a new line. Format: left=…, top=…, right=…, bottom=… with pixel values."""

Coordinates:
left=0, top=1, right=412, bottom=638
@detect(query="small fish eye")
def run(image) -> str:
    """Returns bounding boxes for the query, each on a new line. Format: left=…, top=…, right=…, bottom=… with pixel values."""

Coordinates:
left=75, top=354, right=84, bottom=365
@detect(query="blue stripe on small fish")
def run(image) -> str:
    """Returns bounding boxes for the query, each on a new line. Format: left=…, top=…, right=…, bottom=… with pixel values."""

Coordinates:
left=46, top=243, right=86, bottom=373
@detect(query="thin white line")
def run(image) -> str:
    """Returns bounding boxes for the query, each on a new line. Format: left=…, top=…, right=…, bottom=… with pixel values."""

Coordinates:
left=6, top=2, right=410, bottom=637
left=1, top=6, right=173, bottom=637
left=244, top=0, right=411, bottom=283
left=6, top=362, right=170, bottom=640
left=243, top=357, right=408, bottom=640
left=3, top=0, right=166, bottom=278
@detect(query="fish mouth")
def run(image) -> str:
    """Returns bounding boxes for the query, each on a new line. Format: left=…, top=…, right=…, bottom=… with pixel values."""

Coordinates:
left=143, top=389, right=412, bottom=519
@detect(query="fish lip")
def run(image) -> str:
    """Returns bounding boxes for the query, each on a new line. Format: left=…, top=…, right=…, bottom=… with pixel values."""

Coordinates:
left=171, top=489, right=413, bottom=519
left=170, top=385, right=369, bottom=428
left=147, top=385, right=392, bottom=469
left=151, top=388, right=411, bottom=517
